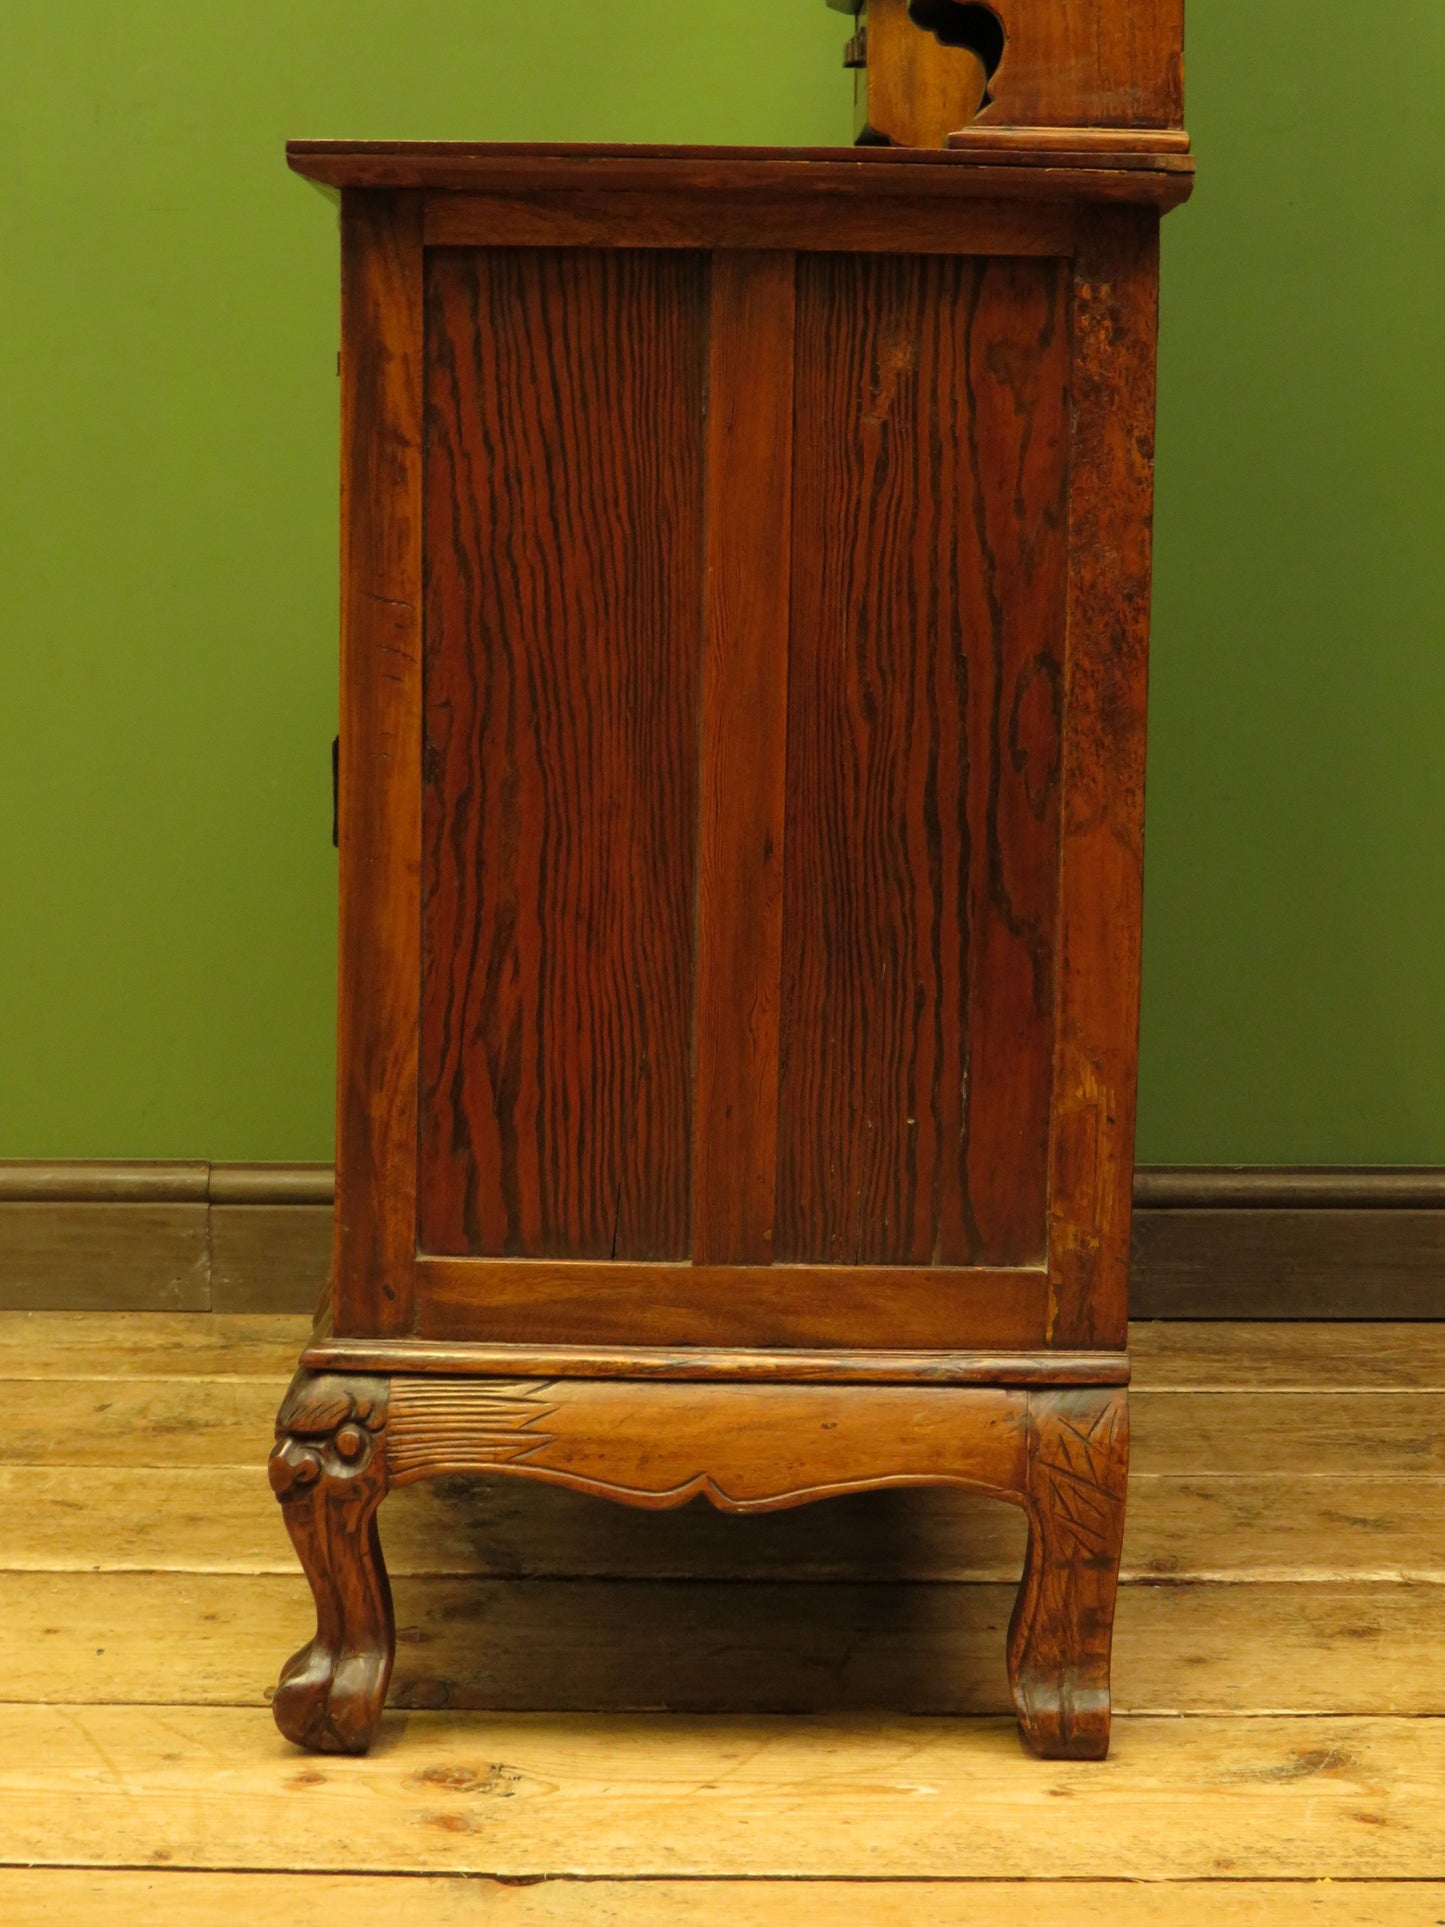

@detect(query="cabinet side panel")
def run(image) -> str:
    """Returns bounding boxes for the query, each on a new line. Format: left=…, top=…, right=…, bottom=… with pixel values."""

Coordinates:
left=419, top=247, right=706, bottom=1260
left=779, top=252, right=1067, bottom=1270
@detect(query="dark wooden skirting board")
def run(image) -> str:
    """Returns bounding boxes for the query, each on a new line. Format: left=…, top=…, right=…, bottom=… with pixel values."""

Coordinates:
left=0, top=1165, right=331, bottom=1314
left=1, top=1163, right=1442, bottom=1316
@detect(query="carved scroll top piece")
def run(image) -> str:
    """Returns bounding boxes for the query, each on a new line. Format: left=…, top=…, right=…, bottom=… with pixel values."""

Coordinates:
left=836, top=0, right=1186, bottom=151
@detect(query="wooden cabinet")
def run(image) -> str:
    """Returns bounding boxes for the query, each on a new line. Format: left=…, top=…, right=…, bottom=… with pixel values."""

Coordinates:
left=272, top=21, right=1190, bottom=1760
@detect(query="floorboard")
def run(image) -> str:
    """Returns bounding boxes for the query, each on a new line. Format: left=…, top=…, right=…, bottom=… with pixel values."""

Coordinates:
left=7, top=1463, right=1443, bottom=1581
left=10, top=1375, right=1445, bottom=1475
left=1, top=1315, right=1440, bottom=1906
left=0, top=1573, right=1439, bottom=1716
left=3, top=1871, right=1442, bottom=1926
left=1, top=1706, right=1443, bottom=1877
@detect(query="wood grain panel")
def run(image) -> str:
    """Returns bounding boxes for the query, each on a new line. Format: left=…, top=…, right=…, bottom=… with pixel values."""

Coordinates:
left=1047, top=208, right=1160, bottom=1349
left=971, top=0, right=1184, bottom=129
left=860, top=0, right=991, bottom=147
left=423, top=190, right=1077, bottom=255
left=333, top=190, right=424, bottom=1336
left=778, top=252, right=1066, bottom=1269
left=412, top=1255, right=1049, bottom=1350
left=692, top=252, right=794, bottom=1265
left=419, top=248, right=707, bottom=1263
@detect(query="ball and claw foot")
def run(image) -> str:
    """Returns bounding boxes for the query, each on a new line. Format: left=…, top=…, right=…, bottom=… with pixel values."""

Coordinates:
left=269, top=1371, right=395, bottom=1755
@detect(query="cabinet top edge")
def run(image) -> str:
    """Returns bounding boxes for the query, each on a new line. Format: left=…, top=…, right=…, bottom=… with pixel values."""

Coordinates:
left=286, top=138, right=1193, bottom=207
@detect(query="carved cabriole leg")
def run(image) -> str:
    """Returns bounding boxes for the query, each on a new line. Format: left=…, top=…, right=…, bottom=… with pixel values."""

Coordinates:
left=1007, top=1385, right=1129, bottom=1760
left=269, top=1371, right=394, bottom=1754
left=350, top=1372, right=1125, bottom=1760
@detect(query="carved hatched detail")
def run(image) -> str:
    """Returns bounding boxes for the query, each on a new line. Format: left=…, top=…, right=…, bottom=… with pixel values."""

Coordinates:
left=388, top=1378, right=559, bottom=1478
left=380, top=1376, right=1029, bottom=1507
left=1006, top=1385, right=1128, bottom=1761
left=1031, top=1388, right=1128, bottom=1559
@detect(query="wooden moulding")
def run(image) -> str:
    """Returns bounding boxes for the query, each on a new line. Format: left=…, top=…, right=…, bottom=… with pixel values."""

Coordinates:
left=1135, top=1166, right=1445, bottom=1209
left=949, top=128, right=1192, bottom=158
left=271, top=1369, right=1128, bottom=1760
left=288, top=142, right=1192, bottom=212
left=19, top=1161, right=1434, bottom=1213
left=4, top=1164, right=1445, bottom=1316
left=300, top=1334, right=1130, bottom=1386
left=408, top=1258, right=1051, bottom=1353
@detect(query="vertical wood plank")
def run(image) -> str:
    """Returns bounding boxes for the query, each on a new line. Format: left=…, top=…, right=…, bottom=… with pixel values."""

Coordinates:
left=692, top=253, right=796, bottom=1266
left=779, top=253, right=1065, bottom=1270
left=333, top=190, right=424, bottom=1337
left=418, top=249, right=707, bottom=1262
left=1047, top=207, right=1161, bottom=1348
left=958, top=258, right=1069, bottom=1266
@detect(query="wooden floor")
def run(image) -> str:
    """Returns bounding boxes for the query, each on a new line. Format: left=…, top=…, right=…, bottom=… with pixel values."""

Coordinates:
left=1, top=1316, right=1442, bottom=1923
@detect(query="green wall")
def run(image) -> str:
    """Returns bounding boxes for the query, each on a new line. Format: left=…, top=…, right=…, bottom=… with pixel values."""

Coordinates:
left=2, top=2, right=1442, bottom=1164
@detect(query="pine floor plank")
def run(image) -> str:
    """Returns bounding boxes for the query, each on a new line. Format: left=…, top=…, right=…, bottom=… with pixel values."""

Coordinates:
left=0, top=1707, right=1440, bottom=1878
left=0, top=1312, right=303, bottom=1380
left=6, top=1315, right=1441, bottom=1909
left=4, top=1314, right=1445, bottom=1390
left=0, top=1870, right=1439, bottom=1926
left=1, top=1572, right=1440, bottom=1717
left=10, top=1375, right=1445, bottom=1477
left=1129, top=1322, right=1445, bottom=1391
left=6, top=1464, right=1442, bottom=1581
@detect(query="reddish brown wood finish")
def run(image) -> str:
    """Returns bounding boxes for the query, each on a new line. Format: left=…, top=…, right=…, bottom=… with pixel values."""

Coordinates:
left=692, top=252, right=795, bottom=1266
left=332, top=191, right=423, bottom=1339
left=843, top=0, right=1184, bottom=143
left=856, top=0, right=993, bottom=147
left=421, top=187, right=1082, bottom=252
left=272, top=1370, right=1126, bottom=1760
left=419, top=247, right=707, bottom=1262
left=269, top=1372, right=393, bottom=1753
left=282, top=134, right=1184, bottom=1761
left=779, top=250, right=1064, bottom=1268
left=972, top=0, right=1184, bottom=133
left=411, top=1256, right=1051, bottom=1351
left=288, top=145, right=1191, bottom=209
left=407, top=182, right=1097, bottom=1344
left=1009, top=1386, right=1129, bottom=1757
left=1046, top=207, right=1160, bottom=1351
left=301, top=1335, right=1131, bottom=1386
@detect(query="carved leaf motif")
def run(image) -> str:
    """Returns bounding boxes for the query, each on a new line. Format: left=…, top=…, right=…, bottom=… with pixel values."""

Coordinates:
left=387, top=1379, right=558, bottom=1477
left=1033, top=1396, right=1126, bottom=1559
